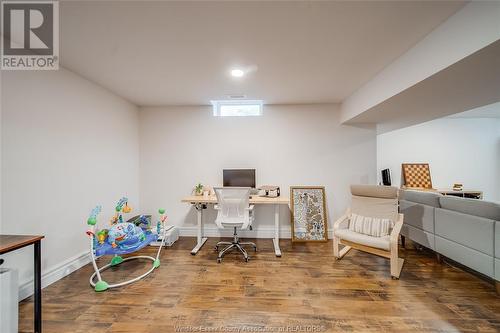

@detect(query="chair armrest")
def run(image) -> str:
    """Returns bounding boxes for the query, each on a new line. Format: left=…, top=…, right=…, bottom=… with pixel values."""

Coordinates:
left=390, top=213, right=404, bottom=244
left=333, top=210, right=350, bottom=231
left=245, top=205, right=255, bottom=211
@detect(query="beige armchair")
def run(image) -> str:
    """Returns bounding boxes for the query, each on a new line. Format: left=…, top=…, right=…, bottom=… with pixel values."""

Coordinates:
left=333, top=185, right=404, bottom=279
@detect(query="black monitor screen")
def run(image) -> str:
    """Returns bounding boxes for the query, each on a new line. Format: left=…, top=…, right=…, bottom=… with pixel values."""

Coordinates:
left=223, top=169, right=256, bottom=188
left=382, top=168, right=392, bottom=186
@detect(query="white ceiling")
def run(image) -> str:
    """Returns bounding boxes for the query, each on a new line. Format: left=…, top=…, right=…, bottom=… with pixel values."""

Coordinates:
left=60, top=1, right=465, bottom=106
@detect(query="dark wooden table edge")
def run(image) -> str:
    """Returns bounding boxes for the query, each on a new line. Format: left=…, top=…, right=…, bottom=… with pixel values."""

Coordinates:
left=0, top=234, right=45, bottom=333
left=0, top=235, right=45, bottom=254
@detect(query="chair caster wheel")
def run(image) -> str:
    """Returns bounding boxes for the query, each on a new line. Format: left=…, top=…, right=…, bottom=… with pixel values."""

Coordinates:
left=217, top=258, right=222, bottom=263
left=391, top=276, right=399, bottom=280
left=214, top=246, right=218, bottom=251
left=245, top=257, right=249, bottom=262
left=253, top=247, right=257, bottom=252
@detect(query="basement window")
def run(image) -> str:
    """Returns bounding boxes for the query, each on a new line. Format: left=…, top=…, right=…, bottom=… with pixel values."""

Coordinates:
left=211, top=100, right=263, bottom=117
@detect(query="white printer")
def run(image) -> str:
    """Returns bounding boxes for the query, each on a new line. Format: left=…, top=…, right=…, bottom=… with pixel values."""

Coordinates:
left=258, top=185, right=280, bottom=197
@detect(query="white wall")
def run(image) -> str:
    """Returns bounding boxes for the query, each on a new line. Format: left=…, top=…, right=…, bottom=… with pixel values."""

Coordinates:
left=1, top=68, right=139, bottom=298
left=139, top=104, right=376, bottom=238
left=377, top=117, right=500, bottom=202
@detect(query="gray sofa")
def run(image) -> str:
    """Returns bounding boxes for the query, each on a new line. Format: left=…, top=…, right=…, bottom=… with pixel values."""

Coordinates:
left=399, top=190, right=500, bottom=292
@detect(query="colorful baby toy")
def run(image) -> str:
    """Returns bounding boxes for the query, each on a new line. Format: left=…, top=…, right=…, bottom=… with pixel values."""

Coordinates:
left=133, top=215, right=151, bottom=231
left=110, top=197, right=131, bottom=225
left=156, top=208, right=167, bottom=235
left=96, top=229, right=108, bottom=245
left=85, top=198, right=168, bottom=292
left=87, top=205, right=101, bottom=226
left=107, top=222, right=146, bottom=249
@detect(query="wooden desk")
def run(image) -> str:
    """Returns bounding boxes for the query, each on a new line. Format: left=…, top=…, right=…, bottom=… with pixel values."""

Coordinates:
left=0, top=235, right=44, bottom=333
left=181, top=195, right=290, bottom=257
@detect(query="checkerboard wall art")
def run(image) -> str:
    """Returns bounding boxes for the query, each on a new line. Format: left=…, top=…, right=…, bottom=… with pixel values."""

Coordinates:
left=402, top=163, right=433, bottom=189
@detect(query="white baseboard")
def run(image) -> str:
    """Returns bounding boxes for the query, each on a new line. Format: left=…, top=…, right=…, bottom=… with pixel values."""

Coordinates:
left=19, top=250, right=91, bottom=301
left=178, top=226, right=334, bottom=239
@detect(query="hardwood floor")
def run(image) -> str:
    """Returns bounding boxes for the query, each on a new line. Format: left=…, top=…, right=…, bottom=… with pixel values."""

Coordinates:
left=19, top=237, right=500, bottom=332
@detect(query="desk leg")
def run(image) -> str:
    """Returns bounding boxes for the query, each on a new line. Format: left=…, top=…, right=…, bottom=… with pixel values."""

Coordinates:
left=34, top=240, right=42, bottom=333
left=191, top=203, right=208, bottom=255
left=273, top=204, right=282, bottom=257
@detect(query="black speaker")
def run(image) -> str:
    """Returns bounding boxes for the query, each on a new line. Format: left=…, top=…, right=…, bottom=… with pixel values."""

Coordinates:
left=381, top=168, right=391, bottom=186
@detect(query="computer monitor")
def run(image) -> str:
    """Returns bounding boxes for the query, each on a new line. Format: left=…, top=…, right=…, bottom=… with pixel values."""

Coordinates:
left=223, top=169, right=256, bottom=188
left=381, top=168, right=392, bottom=186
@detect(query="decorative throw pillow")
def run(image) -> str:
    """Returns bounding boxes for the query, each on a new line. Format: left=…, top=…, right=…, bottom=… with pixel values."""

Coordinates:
left=348, top=213, right=393, bottom=237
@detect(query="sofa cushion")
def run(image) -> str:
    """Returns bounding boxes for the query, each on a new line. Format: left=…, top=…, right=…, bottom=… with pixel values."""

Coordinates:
left=401, top=224, right=435, bottom=250
left=435, top=208, right=494, bottom=255
left=400, top=200, right=435, bottom=233
left=348, top=213, right=392, bottom=237
left=435, top=236, right=494, bottom=278
left=495, top=258, right=500, bottom=281
left=439, top=196, right=500, bottom=221
left=496, top=221, right=500, bottom=258
left=335, top=228, right=390, bottom=251
left=399, top=190, right=441, bottom=207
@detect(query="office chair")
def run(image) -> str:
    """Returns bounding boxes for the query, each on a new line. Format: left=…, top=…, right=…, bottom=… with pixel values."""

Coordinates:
left=213, top=187, right=257, bottom=263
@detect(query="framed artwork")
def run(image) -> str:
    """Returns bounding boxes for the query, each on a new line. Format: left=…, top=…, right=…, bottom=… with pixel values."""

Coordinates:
left=290, top=186, right=328, bottom=242
left=402, top=163, right=433, bottom=189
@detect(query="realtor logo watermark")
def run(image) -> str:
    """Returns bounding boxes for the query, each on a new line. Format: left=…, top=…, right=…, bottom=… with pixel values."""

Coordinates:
left=1, top=1, right=59, bottom=70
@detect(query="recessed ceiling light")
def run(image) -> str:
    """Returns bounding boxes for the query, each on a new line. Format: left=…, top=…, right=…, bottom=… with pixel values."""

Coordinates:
left=231, top=69, right=245, bottom=77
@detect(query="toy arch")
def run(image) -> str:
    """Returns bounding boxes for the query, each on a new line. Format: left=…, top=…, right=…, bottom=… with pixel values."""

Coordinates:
left=88, top=230, right=166, bottom=292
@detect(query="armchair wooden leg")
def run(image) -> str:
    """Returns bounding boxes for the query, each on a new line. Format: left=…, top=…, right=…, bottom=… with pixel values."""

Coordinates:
left=333, top=236, right=339, bottom=258
left=334, top=238, right=351, bottom=260
left=333, top=235, right=351, bottom=260
left=339, top=246, right=351, bottom=259
left=390, top=242, right=404, bottom=279
left=390, top=257, right=404, bottom=279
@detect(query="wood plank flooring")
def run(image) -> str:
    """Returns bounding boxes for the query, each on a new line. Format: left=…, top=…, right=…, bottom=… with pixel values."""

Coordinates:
left=19, top=237, right=500, bottom=332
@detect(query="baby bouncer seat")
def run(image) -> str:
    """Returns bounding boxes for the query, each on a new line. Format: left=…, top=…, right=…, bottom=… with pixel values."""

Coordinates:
left=85, top=197, right=167, bottom=291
